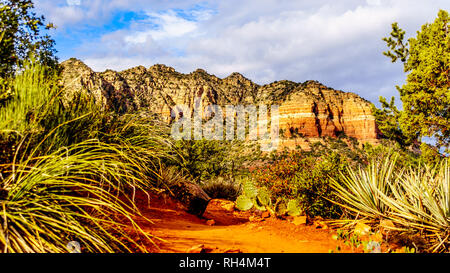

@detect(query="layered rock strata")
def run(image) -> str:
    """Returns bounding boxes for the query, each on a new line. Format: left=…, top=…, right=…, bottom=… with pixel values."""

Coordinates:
left=60, top=58, right=380, bottom=150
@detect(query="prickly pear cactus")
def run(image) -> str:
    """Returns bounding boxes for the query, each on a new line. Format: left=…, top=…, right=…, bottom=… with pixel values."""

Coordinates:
left=243, top=179, right=258, bottom=199
left=257, top=188, right=271, bottom=207
left=236, top=195, right=254, bottom=211
left=236, top=179, right=275, bottom=212
left=287, top=199, right=302, bottom=216
left=275, top=201, right=288, bottom=216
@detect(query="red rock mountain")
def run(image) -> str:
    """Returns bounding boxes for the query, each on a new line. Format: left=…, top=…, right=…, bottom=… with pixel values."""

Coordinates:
left=60, top=58, right=380, bottom=150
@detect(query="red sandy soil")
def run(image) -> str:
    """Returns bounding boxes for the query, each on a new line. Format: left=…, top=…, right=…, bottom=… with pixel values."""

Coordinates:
left=127, top=192, right=364, bottom=253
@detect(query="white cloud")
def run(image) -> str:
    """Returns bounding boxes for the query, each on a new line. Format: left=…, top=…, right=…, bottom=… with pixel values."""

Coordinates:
left=40, top=0, right=450, bottom=104
left=124, top=11, right=199, bottom=44
left=366, top=0, right=382, bottom=6
left=66, top=0, right=81, bottom=5
left=35, top=0, right=205, bottom=27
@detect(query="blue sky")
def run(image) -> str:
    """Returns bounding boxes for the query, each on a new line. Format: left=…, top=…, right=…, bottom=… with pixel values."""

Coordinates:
left=34, top=0, right=449, bottom=106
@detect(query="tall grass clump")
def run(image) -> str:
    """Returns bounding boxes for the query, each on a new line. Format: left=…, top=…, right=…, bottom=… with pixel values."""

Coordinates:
left=0, top=60, right=172, bottom=252
left=0, top=60, right=59, bottom=133
left=201, top=177, right=242, bottom=201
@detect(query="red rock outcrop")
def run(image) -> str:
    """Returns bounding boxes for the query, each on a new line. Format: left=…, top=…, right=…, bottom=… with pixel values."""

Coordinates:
left=60, top=59, right=380, bottom=150
left=278, top=81, right=378, bottom=141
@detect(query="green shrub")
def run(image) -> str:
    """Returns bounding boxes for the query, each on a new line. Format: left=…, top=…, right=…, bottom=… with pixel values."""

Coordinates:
left=286, top=199, right=302, bottom=216
left=234, top=178, right=270, bottom=212
left=252, top=151, right=346, bottom=218
left=171, top=139, right=260, bottom=182
left=0, top=60, right=59, bottom=133
left=236, top=195, right=253, bottom=211
left=0, top=77, right=12, bottom=104
left=233, top=177, right=303, bottom=217
left=201, top=177, right=242, bottom=201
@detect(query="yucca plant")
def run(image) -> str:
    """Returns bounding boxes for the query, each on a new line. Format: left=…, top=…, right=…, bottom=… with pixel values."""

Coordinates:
left=330, top=155, right=397, bottom=219
left=332, top=154, right=449, bottom=252
left=0, top=108, right=170, bottom=253
left=379, top=160, right=449, bottom=252
left=0, top=139, right=160, bottom=253
left=0, top=59, right=173, bottom=252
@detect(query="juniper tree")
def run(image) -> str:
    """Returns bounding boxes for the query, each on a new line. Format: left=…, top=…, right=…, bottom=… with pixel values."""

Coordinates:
left=0, top=0, right=57, bottom=78
left=377, top=10, right=449, bottom=153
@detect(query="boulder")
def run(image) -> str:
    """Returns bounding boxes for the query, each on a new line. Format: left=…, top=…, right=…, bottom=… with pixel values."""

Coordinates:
left=169, top=181, right=211, bottom=217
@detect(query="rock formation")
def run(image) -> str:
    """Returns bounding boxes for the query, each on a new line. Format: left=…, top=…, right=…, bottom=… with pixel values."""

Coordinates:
left=60, top=58, right=380, bottom=150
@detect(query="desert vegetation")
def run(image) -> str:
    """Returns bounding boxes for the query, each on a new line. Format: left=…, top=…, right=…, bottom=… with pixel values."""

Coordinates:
left=0, top=60, right=175, bottom=252
left=0, top=1, right=448, bottom=253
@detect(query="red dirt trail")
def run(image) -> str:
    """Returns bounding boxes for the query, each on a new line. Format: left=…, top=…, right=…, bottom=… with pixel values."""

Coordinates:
left=129, top=192, right=356, bottom=253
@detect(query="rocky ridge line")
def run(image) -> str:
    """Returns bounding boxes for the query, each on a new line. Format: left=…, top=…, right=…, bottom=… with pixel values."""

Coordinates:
left=60, top=58, right=380, bottom=150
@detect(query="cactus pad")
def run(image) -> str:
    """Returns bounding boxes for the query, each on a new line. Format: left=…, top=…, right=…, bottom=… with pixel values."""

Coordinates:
left=257, top=188, right=271, bottom=207
left=243, top=180, right=258, bottom=199
left=235, top=195, right=254, bottom=211
left=287, top=199, right=302, bottom=216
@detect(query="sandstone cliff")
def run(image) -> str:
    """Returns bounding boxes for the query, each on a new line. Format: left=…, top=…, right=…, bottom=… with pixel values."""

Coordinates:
left=60, top=58, right=380, bottom=150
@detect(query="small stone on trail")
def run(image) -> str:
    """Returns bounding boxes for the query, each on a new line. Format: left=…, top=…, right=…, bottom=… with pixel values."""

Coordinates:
left=291, top=216, right=307, bottom=226
left=249, top=216, right=264, bottom=222
left=314, top=220, right=328, bottom=229
left=187, top=244, right=205, bottom=253
left=254, top=210, right=263, bottom=217
left=285, top=216, right=294, bottom=222
left=206, top=219, right=216, bottom=226
left=261, top=211, right=270, bottom=218
left=366, top=241, right=382, bottom=253
left=224, top=248, right=242, bottom=253
left=354, top=222, right=371, bottom=236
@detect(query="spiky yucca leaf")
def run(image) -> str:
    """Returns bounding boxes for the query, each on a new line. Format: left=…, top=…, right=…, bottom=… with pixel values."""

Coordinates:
left=330, top=155, right=397, bottom=219
left=332, top=155, right=449, bottom=252
left=378, top=160, right=449, bottom=251
left=0, top=139, right=159, bottom=253
left=0, top=60, right=173, bottom=253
